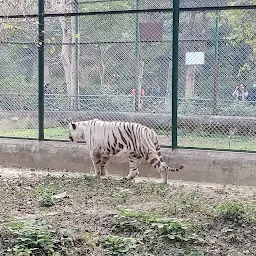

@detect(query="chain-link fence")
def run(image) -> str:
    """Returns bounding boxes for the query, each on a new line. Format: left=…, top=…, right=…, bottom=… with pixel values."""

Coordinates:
left=0, top=0, right=255, bottom=151
left=178, top=7, right=256, bottom=151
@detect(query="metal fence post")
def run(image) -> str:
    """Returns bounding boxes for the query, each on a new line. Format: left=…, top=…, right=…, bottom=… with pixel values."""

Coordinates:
left=38, top=0, right=45, bottom=141
left=135, top=0, right=141, bottom=112
left=171, top=0, right=179, bottom=150
left=75, top=5, right=79, bottom=110
left=213, top=0, right=220, bottom=115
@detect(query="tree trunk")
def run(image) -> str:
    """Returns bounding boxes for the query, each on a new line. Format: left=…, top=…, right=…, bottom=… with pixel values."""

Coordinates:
left=184, top=13, right=197, bottom=100
left=59, top=0, right=78, bottom=110
left=185, top=65, right=196, bottom=99
left=70, top=14, right=79, bottom=109
left=99, top=46, right=105, bottom=89
left=59, top=16, right=72, bottom=95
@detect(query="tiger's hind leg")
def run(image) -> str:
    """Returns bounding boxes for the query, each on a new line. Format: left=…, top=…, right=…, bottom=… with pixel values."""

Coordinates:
left=151, top=143, right=184, bottom=183
left=145, top=152, right=170, bottom=183
left=90, top=150, right=108, bottom=178
left=126, top=152, right=143, bottom=181
left=100, top=154, right=110, bottom=176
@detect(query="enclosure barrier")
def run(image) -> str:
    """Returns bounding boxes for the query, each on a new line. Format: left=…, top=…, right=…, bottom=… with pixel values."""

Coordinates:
left=0, top=0, right=255, bottom=152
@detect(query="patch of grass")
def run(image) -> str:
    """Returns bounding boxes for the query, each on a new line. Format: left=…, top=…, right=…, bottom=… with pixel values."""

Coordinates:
left=178, top=130, right=256, bottom=150
left=112, top=208, right=201, bottom=247
left=83, top=173, right=96, bottom=186
left=1, top=168, right=256, bottom=255
left=2, top=219, right=61, bottom=255
left=0, top=127, right=67, bottom=139
left=79, top=232, right=103, bottom=254
left=182, top=246, right=205, bottom=256
left=37, top=186, right=56, bottom=207
left=134, top=181, right=170, bottom=198
left=104, top=235, right=138, bottom=256
left=112, top=187, right=133, bottom=205
left=167, top=186, right=207, bottom=216
left=217, top=201, right=255, bottom=224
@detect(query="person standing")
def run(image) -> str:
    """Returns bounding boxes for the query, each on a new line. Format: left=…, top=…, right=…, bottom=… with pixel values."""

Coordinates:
left=232, top=84, right=248, bottom=101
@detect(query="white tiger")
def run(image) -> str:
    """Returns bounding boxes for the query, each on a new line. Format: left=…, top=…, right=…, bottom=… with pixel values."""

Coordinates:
left=68, top=119, right=184, bottom=183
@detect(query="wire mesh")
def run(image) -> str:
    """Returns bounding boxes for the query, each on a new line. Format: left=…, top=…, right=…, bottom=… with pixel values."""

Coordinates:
left=0, top=17, right=38, bottom=138
left=178, top=9, right=256, bottom=150
left=0, top=0, right=255, bottom=151
left=43, top=11, right=173, bottom=144
left=43, top=0, right=256, bottom=14
left=0, top=0, right=37, bottom=16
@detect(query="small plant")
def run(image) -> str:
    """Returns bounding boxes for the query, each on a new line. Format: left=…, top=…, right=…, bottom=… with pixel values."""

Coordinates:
left=2, top=219, right=76, bottom=256
left=84, top=173, right=95, bottom=186
left=149, top=217, right=190, bottom=241
left=5, top=219, right=56, bottom=255
left=38, top=186, right=56, bottom=207
left=182, top=246, right=205, bottom=256
left=113, top=208, right=198, bottom=245
left=217, top=202, right=246, bottom=223
left=112, top=187, right=133, bottom=205
left=104, top=235, right=137, bottom=256
left=112, top=209, right=142, bottom=234
left=81, top=232, right=102, bottom=247
left=141, top=182, right=170, bottom=198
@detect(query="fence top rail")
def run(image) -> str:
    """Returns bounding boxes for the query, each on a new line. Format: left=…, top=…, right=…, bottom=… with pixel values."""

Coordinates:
left=1, top=5, right=256, bottom=19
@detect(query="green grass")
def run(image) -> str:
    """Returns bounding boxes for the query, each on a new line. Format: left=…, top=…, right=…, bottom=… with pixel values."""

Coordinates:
left=1, top=171, right=256, bottom=255
left=178, top=131, right=256, bottom=151
left=0, top=128, right=68, bottom=140
left=0, top=127, right=255, bottom=151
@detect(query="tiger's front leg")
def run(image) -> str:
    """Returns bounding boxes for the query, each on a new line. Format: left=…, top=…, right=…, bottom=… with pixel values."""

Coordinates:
left=90, top=153, right=102, bottom=178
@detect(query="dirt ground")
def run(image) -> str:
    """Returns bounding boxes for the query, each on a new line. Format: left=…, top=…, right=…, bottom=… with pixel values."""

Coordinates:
left=0, top=166, right=256, bottom=256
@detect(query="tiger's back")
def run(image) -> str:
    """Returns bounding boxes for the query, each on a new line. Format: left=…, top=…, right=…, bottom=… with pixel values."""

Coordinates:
left=88, top=119, right=158, bottom=156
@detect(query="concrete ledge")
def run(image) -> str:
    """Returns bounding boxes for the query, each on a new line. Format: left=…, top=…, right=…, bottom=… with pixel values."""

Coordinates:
left=0, top=139, right=255, bottom=186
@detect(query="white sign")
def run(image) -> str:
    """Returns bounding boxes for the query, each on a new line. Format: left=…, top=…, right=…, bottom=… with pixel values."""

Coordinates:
left=185, top=52, right=205, bottom=65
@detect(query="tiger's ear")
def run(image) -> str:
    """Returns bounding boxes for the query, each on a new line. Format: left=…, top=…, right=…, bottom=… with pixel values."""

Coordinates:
left=71, top=123, right=76, bottom=130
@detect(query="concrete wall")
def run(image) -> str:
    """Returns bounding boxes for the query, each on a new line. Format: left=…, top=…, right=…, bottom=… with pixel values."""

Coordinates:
left=0, top=139, right=255, bottom=186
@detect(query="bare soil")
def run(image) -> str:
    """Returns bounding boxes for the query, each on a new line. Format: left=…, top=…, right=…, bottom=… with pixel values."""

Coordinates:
left=0, top=166, right=256, bottom=256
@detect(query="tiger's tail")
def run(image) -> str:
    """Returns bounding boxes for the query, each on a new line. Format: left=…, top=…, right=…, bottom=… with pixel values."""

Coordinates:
left=155, top=139, right=185, bottom=172
left=167, top=165, right=185, bottom=172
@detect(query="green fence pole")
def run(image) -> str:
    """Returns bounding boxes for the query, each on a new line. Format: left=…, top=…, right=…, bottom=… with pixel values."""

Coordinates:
left=75, top=0, right=79, bottom=110
left=213, top=0, right=220, bottom=115
left=135, top=0, right=141, bottom=112
left=171, top=0, right=179, bottom=150
left=38, top=0, right=45, bottom=141
left=135, top=0, right=140, bottom=56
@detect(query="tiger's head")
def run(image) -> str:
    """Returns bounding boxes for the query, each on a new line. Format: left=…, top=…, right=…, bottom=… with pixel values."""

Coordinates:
left=68, top=122, right=86, bottom=143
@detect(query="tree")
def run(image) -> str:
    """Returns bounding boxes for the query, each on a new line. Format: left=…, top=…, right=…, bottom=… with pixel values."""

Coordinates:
left=222, top=0, right=256, bottom=81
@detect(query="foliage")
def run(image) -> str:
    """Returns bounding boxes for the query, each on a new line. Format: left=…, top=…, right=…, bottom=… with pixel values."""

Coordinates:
left=4, top=219, right=55, bottom=255
left=222, top=1, right=256, bottom=79
left=1, top=171, right=256, bottom=255
left=112, top=207, right=200, bottom=247
left=37, top=186, right=56, bottom=207
left=112, top=187, right=133, bottom=205
left=217, top=201, right=255, bottom=224
left=1, top=219, right=75, bottom=256
left=83, top=173, right=96, bottom=186
left=104, top=235, right=138, bottom=256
